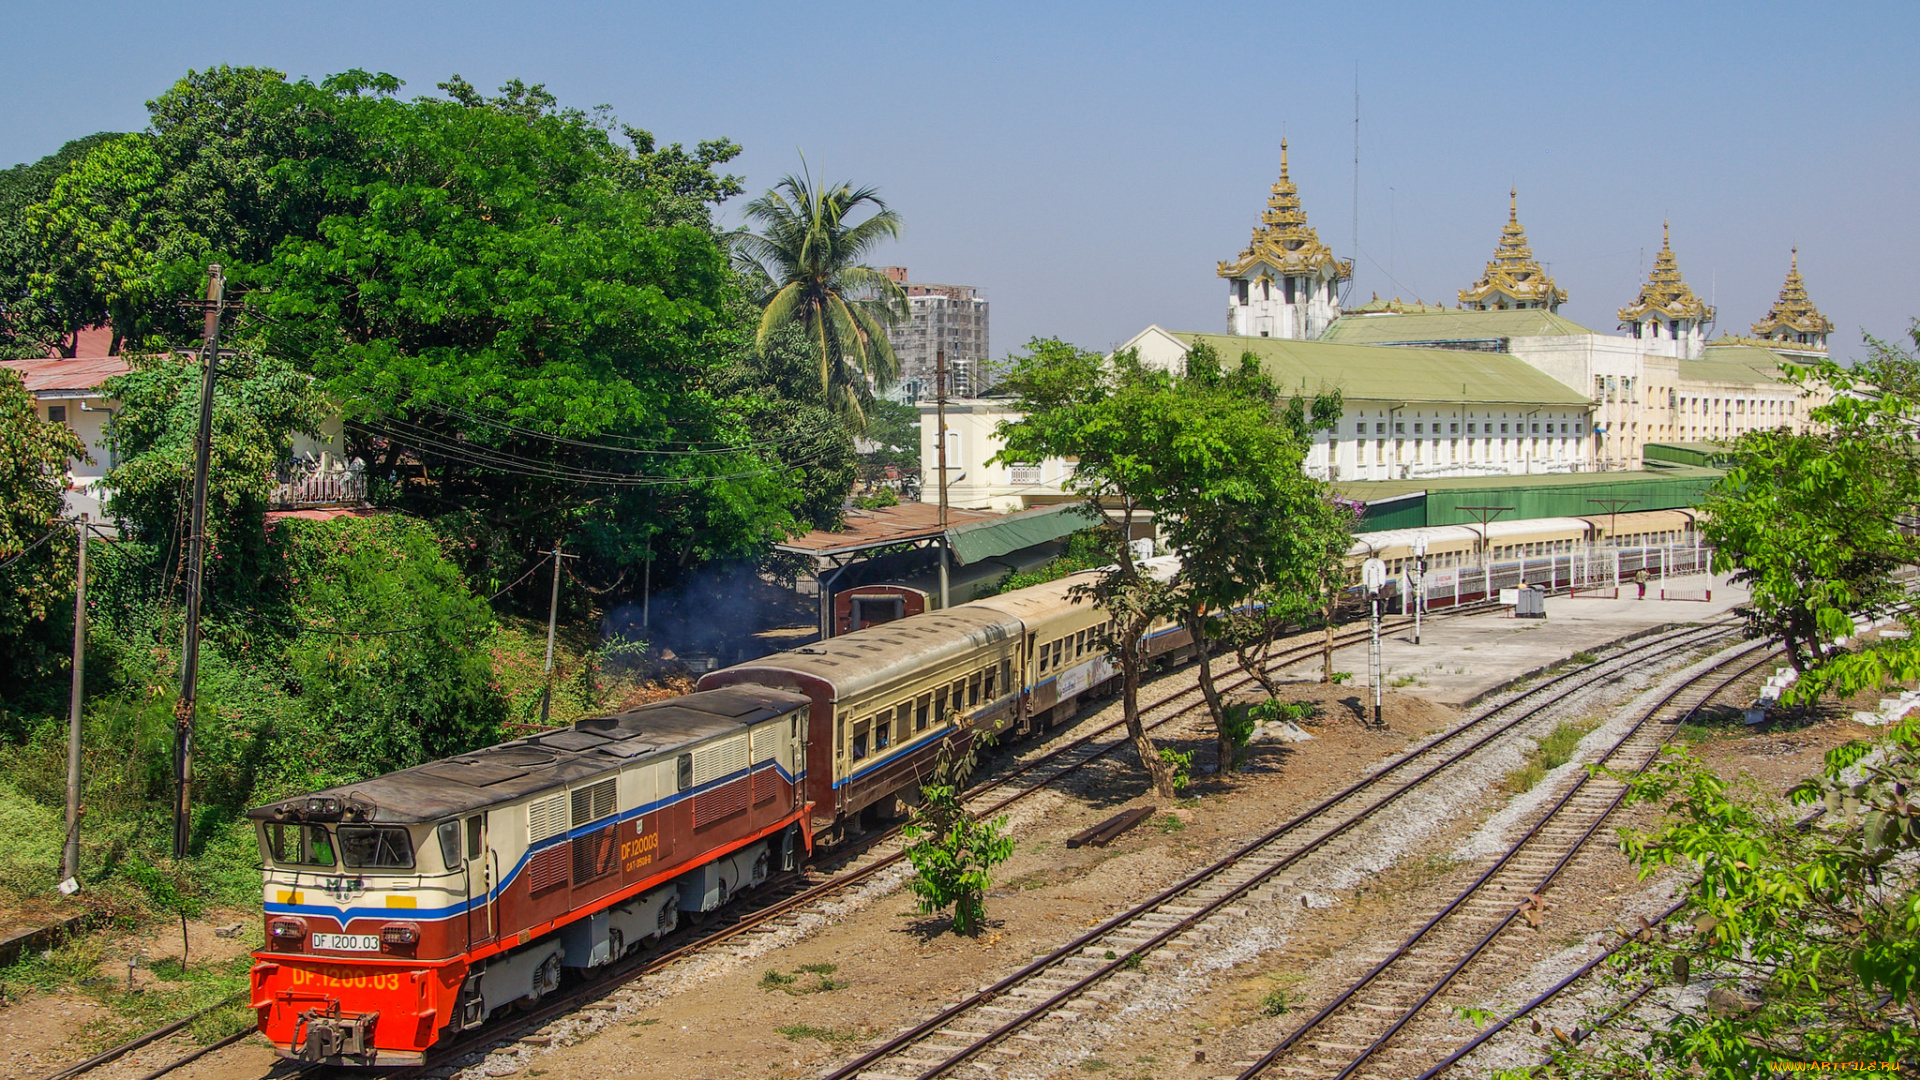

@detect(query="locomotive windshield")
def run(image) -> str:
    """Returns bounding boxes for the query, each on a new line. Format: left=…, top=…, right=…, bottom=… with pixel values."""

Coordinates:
left=337, top=825, right=415, bottom=870
left=262, top=822, right=336, bottom=867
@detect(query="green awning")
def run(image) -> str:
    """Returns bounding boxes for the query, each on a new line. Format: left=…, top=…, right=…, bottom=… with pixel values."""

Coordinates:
left=945, top=503, right=1103, bottom=566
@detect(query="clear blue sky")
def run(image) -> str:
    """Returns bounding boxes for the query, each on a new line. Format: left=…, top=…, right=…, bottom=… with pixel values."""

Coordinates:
left=5, top=1, right=1915, bottom=361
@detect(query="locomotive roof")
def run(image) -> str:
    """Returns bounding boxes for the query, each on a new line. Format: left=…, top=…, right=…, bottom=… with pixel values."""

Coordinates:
left=244, top=684, right=811, bottom=825
left=703, top=606, right=1022, bottom=698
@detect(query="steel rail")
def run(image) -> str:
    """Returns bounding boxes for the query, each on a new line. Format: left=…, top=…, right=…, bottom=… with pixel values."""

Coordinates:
left=1239, top=644, right=1777, bottom=1079
left=818, top=619, right=1741, bottom=1080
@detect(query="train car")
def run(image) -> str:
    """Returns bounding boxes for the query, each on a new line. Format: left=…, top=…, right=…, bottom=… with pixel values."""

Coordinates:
left=247, top=685, right=812, bottom=1065
left=1577, top=508, right=1698, bottom=548
left=697, top=607, right=1026, bottom=830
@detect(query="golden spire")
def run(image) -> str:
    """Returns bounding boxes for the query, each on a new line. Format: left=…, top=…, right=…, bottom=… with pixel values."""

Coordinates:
left=1458, top=189, right=1566, bottom=311
left=1748, top=248, right=1831, bottom=346
left=1618, top=221, right=1713, bottom=325
left=1217, top=140, right=1352, bottom=283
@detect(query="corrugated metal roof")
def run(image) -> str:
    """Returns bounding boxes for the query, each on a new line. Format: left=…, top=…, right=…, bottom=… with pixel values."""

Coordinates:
left=1319, top=308, right=1595, bottom=345
left=945, top=503, right=1102, bottom=566
left=1166, top=331, right=1592, bottom=407
left=0, top=357, right=129, bottom=395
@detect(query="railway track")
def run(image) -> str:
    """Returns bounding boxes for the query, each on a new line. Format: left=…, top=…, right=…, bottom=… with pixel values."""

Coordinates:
left=1228, top=641, right=1778, bottom=1080
left=813, top=617, right=1742, bottom=1080
left=49, top=604, right=1479, bottom=1080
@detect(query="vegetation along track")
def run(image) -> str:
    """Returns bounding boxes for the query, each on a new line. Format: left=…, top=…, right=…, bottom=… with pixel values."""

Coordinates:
left=814, top=617, right=1742, bottom=1080
left=1230, top=639, right=1778, bottom=1080
left=48, top=606, right=1465, bottom=1080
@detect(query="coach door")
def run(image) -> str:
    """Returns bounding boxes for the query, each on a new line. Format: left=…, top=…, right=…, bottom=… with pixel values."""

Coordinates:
left=464, top=812, right=493, bottom=949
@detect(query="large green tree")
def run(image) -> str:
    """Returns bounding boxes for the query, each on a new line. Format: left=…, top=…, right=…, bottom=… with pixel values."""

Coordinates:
left=1699, top=363, right=1920, bottom=674
left=0, top=369, right=86, bottom=698
left=13, top=68, right=811, bottom=595
left=732, top=167, right=907, bottom=426
left=0, top=132, right=126, bottom=358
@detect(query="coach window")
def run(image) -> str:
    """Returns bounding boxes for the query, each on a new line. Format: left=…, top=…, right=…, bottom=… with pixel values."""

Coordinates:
left=1002, top=660, right=1013, bottom=693
left=984, top=665, right=997, bottom=700
left=933, top=688, right=947, bottom=727
left=916, top=694, right=931, bottom=731
left=852, top=721, right=869, bottom=760
left=896, top=702, right=912, bottom=738
left=1038, top=643, right=1050, bottom=674
left=968, top=672, right=982, bottom=707
left=953, top=677, right=966, bottom=708
left=436, top=820, right=462, bottom=870
left=877, top=713, right=894, bottom=750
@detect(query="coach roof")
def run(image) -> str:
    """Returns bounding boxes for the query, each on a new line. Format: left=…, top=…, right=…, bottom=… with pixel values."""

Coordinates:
left=704, top=606, right=1023, bottom=701
left=245, top=685, right=811, bottom=824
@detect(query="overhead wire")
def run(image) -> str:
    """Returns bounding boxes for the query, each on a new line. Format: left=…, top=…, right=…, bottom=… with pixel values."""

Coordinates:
left=0, top=526, right=63, bottom=574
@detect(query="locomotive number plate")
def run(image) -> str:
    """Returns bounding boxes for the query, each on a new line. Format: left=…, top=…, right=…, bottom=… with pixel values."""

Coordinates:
left=310, top=933, right=380, bottom=952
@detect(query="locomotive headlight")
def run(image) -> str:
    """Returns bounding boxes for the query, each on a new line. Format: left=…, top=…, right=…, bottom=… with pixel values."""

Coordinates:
left=268, top=917, right=306, bottom=941
left=380, top=921, right=421, bottom=946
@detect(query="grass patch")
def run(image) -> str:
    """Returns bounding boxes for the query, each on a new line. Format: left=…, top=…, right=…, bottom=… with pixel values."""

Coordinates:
left=776, top=1022, right=866, bottom=1045
left=1389, top=674, right=1419, bottom=688
left=1154, top=814, right=1186, bottom=833
left=0, top=935, right=255, bottom=1048
left=1503, top=720, right=1597, bottom=794
left=1258, top=971, right=1309, bottom=1016
left=760, top=964, right=845, bottom=995
left=1082, top=1059, right=1112, bottom=1072
left=1570, top=651, right=1598, bottom=665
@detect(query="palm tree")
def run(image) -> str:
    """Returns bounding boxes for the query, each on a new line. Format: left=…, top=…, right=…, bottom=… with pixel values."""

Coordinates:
left=732, top=164, right=907, bottom=425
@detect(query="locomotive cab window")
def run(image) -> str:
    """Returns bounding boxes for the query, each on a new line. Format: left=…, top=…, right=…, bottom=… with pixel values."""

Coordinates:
left=263, top=822, right=336, bottom=867
left=678, top=752, right=694, bottom=791
left=465, top=815, right=483, bottom=859
left=436, top=820, right=462, bottom=870
left=337, top=825, right=415, bottom=870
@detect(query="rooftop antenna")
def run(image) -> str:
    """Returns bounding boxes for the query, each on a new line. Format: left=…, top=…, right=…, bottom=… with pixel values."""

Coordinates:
left=1350, top=61, right=1360, bottom=305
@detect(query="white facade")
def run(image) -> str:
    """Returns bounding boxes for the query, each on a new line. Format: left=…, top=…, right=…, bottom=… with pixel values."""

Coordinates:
left=916, top=401, right=1072, bottom=512
left=1227, top=273, right=1343, bottom=341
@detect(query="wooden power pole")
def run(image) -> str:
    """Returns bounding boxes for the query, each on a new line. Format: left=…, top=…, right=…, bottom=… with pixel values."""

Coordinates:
left=173, top=265, right=224, bottom=858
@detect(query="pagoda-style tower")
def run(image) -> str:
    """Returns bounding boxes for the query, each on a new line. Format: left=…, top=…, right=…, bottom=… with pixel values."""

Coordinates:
left=1218, top=141, right=1352, bottom=340
left=1458, top=190, right=1566, bottom=312
left=1749, top=249, right=1831, bottom=352
left=1618, top=222, right=1715, bottom=359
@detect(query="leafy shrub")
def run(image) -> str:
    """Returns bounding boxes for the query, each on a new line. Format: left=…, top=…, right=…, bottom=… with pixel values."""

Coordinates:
left=903, top=738, right=1014, bottom=936
left=1157, top=747, right=1194, bottom=791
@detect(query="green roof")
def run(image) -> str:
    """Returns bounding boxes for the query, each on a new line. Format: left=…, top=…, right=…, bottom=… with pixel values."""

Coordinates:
left=1168, top=331, right=1590, bottom=407
left=1319, top=308, right=1595, bottom=346
left=946, top=503, right=1102, bottom=566
left=1683, top=344, right=1797, bottom=386
left=1332, top=461, right=1721, bottom=502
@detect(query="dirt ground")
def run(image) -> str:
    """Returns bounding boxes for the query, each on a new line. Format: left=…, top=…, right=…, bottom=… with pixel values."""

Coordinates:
left=7, top=631, right=1908, bottom=1080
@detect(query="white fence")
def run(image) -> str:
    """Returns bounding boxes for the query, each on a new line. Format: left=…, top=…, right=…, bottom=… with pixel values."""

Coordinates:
left=1404, top=542, right=1717, bottom=610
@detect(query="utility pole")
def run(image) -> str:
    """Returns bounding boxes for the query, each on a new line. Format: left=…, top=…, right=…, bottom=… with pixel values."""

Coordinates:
left=173, top=264, right=224, bottom=858
left=936, top=347, right=950, bottom=612
left=1362, top=558, right=1384, bottom=727
left=1411, top=534, right=1427, bottom=645
left=1588, top=498, right=1637, bottom=594
left=61, top=514, right=88, bottom=888
left=538, top=540, right=569, bottom=728
left=1457, top=505, right=1513, bottom=603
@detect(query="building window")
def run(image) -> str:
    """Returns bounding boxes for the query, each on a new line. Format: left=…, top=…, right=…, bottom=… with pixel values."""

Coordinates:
left=47, top=405, right=67, bottom=424
left=1394, top=423, right=1405, bottom=435
left=1450, top=422, right=1459, bottom=434
left=1236, top=280, right=1249, bottom=305
left=1414, top=423, right=1423, bottom=434
left=1010, top=463, right=1041, bottom=485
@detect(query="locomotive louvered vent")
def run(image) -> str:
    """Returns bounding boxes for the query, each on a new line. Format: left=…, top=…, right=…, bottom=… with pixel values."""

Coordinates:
left=691, top=735, right=749, bottom=786
left=527, top=791, right=569, bottom=845
left=571, top=778, right=617, bottom=827
left=750, top=725, right=779, bottom=764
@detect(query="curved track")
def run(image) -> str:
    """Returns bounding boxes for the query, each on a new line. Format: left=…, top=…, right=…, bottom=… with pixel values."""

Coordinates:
left=813, top=619, right=1741, bottom=1080
left=46, top=604, right=1479, bottom=1080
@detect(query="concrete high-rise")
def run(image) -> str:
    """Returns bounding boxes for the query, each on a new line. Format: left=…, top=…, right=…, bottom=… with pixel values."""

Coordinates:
left=881, top=267, right=990, bottom=400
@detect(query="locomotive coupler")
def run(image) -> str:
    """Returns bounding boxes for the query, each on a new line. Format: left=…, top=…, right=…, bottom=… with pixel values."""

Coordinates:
left=294, top=1001, right=381, bottom=1062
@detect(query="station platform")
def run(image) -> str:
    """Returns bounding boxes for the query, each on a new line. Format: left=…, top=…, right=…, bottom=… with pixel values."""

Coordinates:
left=1274, top=572, right=1749, bottom=707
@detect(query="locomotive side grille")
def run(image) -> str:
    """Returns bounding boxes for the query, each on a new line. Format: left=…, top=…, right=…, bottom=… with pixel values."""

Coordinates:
left=752, top=767, right=776, bottom=805
left=693, top=776, right=749, bottom=827
left=527, top=791, right=568, bottom=844
left=750, top=724, right=779, bottom=764
left=571, top=778, right=617, bottom=827
left=527, top=844, right=569, bottom=893
left=691, top=735, right=749, bottom=786
left=571, top=823, right=616, bottom=884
